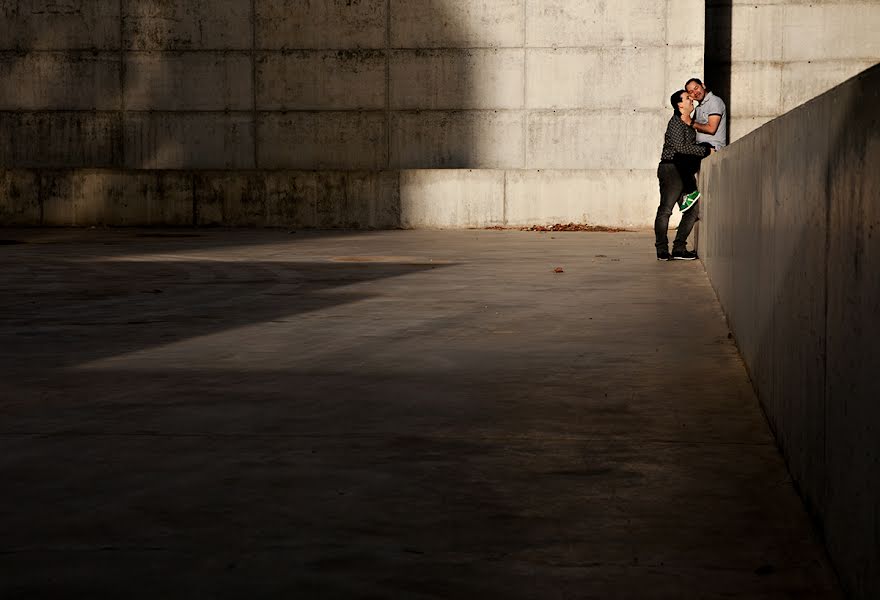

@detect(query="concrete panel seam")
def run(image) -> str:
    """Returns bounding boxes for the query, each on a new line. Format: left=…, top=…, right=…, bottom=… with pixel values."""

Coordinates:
left=191, top=172, right=197, bottom=227
left=0, top=109, right=258, bottom=115
left=385, top=0, right=391, bottom=170
left=778, top=48, right=785, bottom=116
left=385, top=108, right=666, bottom=116
left=664, top=0, right=670, bottom=44
left=0, top=44, right=691, bottom=54
left=0, top=50, right=123, bottom=57
left=711, top=60, right=880, bottom=67
left=664, top=0, right=670, bottom=129
left=0, top=108, right=156, bottom=115
left=119, top=50, right=254, bottom=57
left=249, top=45, right=674, bottom=52
left=38, top=168, right=44, bottom=225
left=119, top=0, right=125, bottom=168
left=523, top=0, right=528, bottom=174
left=822, top=120, right=832, bottom=520
left=0, top=108, right=676, bottom=117
left=251, top=0, right=258, bottom=169
left=503, top=169, right=508, bottom=225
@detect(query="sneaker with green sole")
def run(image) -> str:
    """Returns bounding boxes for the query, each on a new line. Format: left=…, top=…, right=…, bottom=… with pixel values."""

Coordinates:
left=679, top=190, right=700, bottom=212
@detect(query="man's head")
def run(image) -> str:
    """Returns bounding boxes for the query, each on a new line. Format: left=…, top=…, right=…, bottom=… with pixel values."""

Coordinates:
left=685, top=78, right=707, bottom=102
left=670, top=90, right=693, bottom=115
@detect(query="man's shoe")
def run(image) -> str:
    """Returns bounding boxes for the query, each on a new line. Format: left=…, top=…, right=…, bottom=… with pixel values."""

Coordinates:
left=672, top=249, right=698, bottom=260
left=679, top=190, right=700, bottom=212
left=657, top=250, right=671, bottom=261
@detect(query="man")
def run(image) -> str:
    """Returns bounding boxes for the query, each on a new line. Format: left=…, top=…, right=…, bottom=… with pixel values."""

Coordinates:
left=676, top=78, right=728, bottom=211
left=684, top=78, right=727, bottom=150
left=655, top=90, right=713, bottom=261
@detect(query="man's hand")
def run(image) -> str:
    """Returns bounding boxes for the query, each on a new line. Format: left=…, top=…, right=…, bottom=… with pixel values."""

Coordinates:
left=680, top=113, right=693, bottom=126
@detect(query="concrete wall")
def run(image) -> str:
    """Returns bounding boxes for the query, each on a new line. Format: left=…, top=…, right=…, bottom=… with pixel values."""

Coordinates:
left=706, top=0, right=880, bottom=142
left=700, top=63, right=880, bottom=600
left=0, top=0, right=703, bottom=228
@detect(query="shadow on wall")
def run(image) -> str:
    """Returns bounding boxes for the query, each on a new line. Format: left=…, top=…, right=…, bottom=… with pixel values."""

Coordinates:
left=704, top=0, right=732, bottom=123
left=0, top=1, right=484, bottom=227
left=243, top=0, right=485, bottom=229
left=0, top=3, right=122, bottom=166
left=0, top=2, right=183, bottom=225
left=237, top=0, right=484, bottom=229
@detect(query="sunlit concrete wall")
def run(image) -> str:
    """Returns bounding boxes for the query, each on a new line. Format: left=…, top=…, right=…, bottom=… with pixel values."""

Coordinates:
left=700, top=64, right=880, bottom=600
left=706, top=0, right=880, bottom=142
left=0, top=1, right=703, bottom=228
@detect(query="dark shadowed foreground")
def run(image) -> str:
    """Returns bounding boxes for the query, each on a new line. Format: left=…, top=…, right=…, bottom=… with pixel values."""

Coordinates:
left=0, top=229, right=839, bottom=598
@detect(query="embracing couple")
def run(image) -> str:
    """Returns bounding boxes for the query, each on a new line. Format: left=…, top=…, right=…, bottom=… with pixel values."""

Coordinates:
left=654, top=78, right=728, bottom=261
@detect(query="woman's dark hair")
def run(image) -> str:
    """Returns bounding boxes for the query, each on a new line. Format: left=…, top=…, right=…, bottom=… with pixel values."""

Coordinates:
left=670, top=90, right=686, bottom=114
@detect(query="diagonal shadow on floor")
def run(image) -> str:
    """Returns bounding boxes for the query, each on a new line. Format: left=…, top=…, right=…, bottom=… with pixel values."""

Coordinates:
left=1, top=258, right=451, bottom=370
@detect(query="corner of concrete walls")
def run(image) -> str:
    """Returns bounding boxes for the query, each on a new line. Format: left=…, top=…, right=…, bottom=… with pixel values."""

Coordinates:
left=700, top=64, right=880, bottom=600
left=1, top=168, right=666, bottom=229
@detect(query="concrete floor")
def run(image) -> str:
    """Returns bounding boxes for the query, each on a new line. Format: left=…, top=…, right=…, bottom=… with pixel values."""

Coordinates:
left=0, top=228, right=840, bottom=598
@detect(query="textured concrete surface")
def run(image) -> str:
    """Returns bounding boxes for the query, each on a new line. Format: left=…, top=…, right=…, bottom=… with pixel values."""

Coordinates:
left=706, top=0, right=880, bottom=141
left=0, top=168, right=680, bottom=230
left=701, top=64, right=879, bottom=599
left=0, top=0, right=703, bottom=226
left=0, top=228, right=840, bottom=598
left=3, top=1, right=878, bottom=224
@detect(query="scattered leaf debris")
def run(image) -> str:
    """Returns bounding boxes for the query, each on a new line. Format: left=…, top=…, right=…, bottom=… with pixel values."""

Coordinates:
left=526, top=223, right=628, bottom=232
left=135, top=233, right=201, bottom=238
left=484, top=223, right=630, bottom=232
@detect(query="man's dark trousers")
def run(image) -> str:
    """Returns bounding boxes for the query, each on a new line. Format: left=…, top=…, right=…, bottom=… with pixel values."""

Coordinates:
left=654, top=162, right=699, bottom=252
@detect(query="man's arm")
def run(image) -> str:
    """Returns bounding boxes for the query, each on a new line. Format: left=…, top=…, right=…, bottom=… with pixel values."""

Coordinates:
left=694, top=114, right=721, bottom=135
left=668, top=121, right=711, bottom=158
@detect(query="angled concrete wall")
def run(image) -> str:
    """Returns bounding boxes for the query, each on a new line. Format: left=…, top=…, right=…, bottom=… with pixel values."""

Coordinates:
left=700, top=64, right=880, bottom=600
left=706, top=0, right=880, bottom=142
left=0, top=0, right=703, bottom=228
